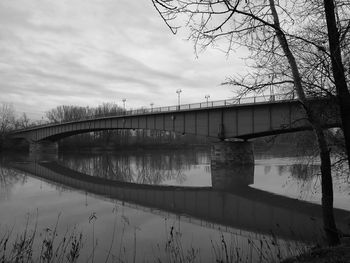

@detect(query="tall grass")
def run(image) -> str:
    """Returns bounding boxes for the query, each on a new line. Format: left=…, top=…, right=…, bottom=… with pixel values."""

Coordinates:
left=153, top=221, right=310, bottom=263
left=0, top=212, right=311, bottom=263
left=0, top=214, right=83, bottom=263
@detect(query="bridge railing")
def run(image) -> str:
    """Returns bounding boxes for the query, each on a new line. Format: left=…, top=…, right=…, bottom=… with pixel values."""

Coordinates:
left=13, top=93, right=296, bottom=132
left=122, top=93, right=295, bottom=116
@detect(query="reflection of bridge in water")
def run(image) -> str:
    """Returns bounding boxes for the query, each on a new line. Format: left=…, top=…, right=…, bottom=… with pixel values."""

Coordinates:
left=10, top=161, right=350, bottom=243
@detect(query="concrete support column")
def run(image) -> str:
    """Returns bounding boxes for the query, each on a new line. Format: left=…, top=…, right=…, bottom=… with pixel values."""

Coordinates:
left=211, top=141, right=254, bottom=190
left=29, top=140, right=58, bottom=161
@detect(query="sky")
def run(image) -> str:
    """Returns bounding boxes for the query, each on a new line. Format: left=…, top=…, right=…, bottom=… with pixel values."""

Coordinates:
left=0, top=0, right=247, bottom=120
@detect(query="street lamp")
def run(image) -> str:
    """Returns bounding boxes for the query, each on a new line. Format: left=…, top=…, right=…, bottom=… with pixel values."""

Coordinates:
left=176, top=89, right=182, bottom=109
left=122, top=98, right=126, bottom=110
left=150, top=102, right=154, bottom=111
left=205, top=94, right=210, bottom=107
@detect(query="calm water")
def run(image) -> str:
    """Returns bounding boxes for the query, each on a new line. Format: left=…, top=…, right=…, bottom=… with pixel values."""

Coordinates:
left=0, top=147, right=349, bottom=262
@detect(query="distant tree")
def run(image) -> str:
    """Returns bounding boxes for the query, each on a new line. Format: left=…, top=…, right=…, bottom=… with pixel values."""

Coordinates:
left=0, top=103, right=16, bottom=135
left=46, top=105, right=92, bottom=123
left=46, top=103, right=124, bottom=124
left=15, top=113, right=31, bottom=129
left=0, top=103, right=17, bottom=150
left=152, top=0, right=350, bottom=245
left=93, top=102, right=123, bottom=116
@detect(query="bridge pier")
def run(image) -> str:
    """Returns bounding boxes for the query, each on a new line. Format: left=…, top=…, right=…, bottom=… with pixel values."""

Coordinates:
left=211, top=141, right=254, bottom=190
left=29, top=140, right=58, bottom=161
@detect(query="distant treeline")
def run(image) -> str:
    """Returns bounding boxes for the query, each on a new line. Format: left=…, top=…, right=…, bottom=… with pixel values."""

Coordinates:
left=45, top=102, right=125, bottom=123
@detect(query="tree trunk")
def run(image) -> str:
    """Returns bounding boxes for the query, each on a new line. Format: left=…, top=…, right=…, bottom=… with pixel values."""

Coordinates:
left=338, top=100, right=350, bottom=171
left=314, top=123, right=340, bottom=245
left=269, top=0, right=340, bottom=245
left=323, top=0, right=350, bottom=171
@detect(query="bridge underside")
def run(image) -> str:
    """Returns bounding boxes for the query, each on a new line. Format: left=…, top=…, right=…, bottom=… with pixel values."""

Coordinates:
left=26, top=125, right=336, bottom=143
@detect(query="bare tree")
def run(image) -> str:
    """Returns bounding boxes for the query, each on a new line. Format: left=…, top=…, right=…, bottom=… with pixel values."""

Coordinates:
left=322, top=0, right=350, bottom=174
left=15, top=113, right=31, bottom=129
left=152, top=0, right=350, bottom=245
left=0, top=103, right=16, bottom=151
left=0, top=103, right=16, bottom=135
left=46, top=105, right=93, bottom=123
left=93, top=102, right=124, bottom=116
left=46, top=103, right=124, bottom=123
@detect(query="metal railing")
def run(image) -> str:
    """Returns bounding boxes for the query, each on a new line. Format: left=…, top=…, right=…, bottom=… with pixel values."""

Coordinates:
left=12, top=93, right=296, bottom=132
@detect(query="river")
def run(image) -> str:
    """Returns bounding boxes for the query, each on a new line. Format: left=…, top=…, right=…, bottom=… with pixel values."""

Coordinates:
left=0, top=147, right=349, bottom=262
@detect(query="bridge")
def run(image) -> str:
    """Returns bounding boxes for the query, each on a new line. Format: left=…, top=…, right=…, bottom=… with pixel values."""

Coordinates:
left=9, top=160, right=350, bottom=242
left=11, top=95, right=339, bottom=142
left=10, top=95, right=339, bottom=164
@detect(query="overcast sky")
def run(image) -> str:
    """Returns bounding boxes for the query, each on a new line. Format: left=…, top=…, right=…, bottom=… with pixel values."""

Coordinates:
left=0, top=0, right=247, bottom=119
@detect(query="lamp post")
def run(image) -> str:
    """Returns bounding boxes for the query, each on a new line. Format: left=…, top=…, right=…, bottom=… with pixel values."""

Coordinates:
left=150, top=102, right=154, bottom=111
left=122, top=98, right=126, bottom=110
left=176, top=89, right=182, bottom=110
left=205, top=94, right=210, bottom=107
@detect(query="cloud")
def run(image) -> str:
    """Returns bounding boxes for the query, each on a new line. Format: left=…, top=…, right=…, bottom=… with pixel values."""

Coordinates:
left=0, top=0, right=244, bottom=120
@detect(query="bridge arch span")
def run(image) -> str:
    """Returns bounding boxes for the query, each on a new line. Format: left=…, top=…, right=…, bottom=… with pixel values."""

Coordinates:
left=11, top=98, right=339, bottom=144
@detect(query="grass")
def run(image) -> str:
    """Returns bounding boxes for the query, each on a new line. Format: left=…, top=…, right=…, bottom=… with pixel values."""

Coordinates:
left=0, top=213, right=83, bottom=263
left=0, top=212, right=318, bottom=263
left=153, top=221, right=310, bottom=263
